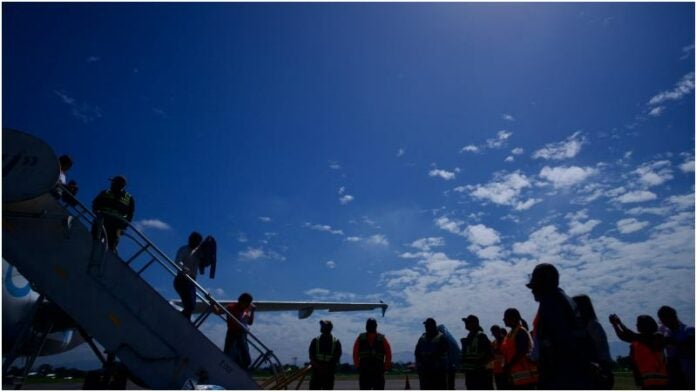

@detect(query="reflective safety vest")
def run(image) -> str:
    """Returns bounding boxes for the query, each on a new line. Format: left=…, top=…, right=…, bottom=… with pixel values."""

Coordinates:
left=501, top=326, right=539, bottom=386
left=358, top=333, right=385, bottom=362
left=417, top=332, right=448, bottom=370
left=96, top=190, right=132, bottom=220
left=490, top=339, right=505, bottom=374
left=631, top=341, right=668, bottom=388
left=315, top=335, right=338, bottom=363
left=462, top=330, right=491, bottom=371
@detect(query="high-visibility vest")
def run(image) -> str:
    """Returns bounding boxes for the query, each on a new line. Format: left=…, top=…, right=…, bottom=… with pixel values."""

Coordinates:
left=501, top=326, right=539, bottom=386
left=417, top=332, right=447, bottom=370
left=631, top=341, right=668, bottom=388
left=462, top=330, right=488, bottom=371
left=314, top=335, right=337, bottom=363
left=490, top=340, right=505, bottom=374
left=358, top=333, right=385, bottom=362
left=96, top=190, right=132, bottom=219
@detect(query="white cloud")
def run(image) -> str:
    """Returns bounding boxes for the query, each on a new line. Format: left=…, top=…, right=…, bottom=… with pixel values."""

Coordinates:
left=338, top=186, right=346, bottom=195
left=397, top=148, right=405, bottom=157
left=614, top=190, right=658, bottom=204
left=505, top=156, right=515, bottom=163
left=133, top=219, right=171, bottom=231
left=566, top=211, right=602, bottom=236
left=681, top=44, right=695, bottom=60
left=326, top=260, right=336, bottom=269
left=346, top=236, right=361, bottom=242
left=367, top=234, right=389, bottom=246
left=460, top=145, right=480, bottom=153
left=409, top=237, right=445, bottom=251
left=486, top=130, right=513, bottom=149
left=53, top=90, right=103, bottom=123
left=532, top=131, right=585, bottom=160
left=464, top=224, right=500, bottom=247
left=679, top=160, right=694, bottom=173
left=539, top=166, right=597, bottom=188
left=304, top=288, right=357, bottom=301
left=339, top=194, right=355, bottom=205
left=435, top=216, right=465, bottom=236
left=303, top=222, right=344, bottom=235
left=648, top=106, right=665, bottom=117
left=329, top=161, right=341, bottom=170
left=468, top=171, right=537, bottom=210
left=258, top=216, right=272, bottom=223
left=428, top=169, right=456, bottom=181
left=511, top=147, right=524, bottom=155
left=503, top=114, right=516, bottom=121
left=634, top=160, right=673, bottom=187
left=512, top=225, right=568, bottom=258
left=86, top=56, right=100, bottom=63
left=616, top=218, right=649, bottom=234
left=238, top=247, right=285, bottom=261
left=648, top=72, right=695, bottom=106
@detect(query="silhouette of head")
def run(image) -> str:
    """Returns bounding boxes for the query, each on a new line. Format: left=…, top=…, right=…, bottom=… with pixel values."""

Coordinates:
left=463, top=315, right=480, bottom=332
left=320, top=320, right=333, bottom=333
left=503, top=308, right=522, bottom=329
left=110, top=175, right=127, bottom=192
left=423, top=318, right=437, bottom=335
left=238, top=292, right=253, bottom=308
left=573, top=294, right=597, bottom=323
left=527, top=263, right=559, bottom=299
left=188, top=232, right=203, bottom=248
left=58, top=155, right=73, bottom=171
left=636, top=315, right=658, bottom=335
left=657, top=306, right=679, bottom=330
left=366, top=318, right=377, bottom=333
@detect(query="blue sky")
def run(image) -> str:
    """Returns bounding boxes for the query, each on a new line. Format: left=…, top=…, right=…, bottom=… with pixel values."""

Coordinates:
left=3, top=3, right=694, bottom=367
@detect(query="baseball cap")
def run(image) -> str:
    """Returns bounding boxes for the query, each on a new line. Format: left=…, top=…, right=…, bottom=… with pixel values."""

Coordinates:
left=462, top=315, right=479, bottom=324
left=526, top=263, right=559, bottom=289
left=423, top=318, right=437, bottom=326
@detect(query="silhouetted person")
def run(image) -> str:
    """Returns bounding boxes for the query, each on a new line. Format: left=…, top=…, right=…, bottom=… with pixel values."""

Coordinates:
left=415, top=318, right=449, bottom=390
left=213, top=292, right=255, bottom=369
left=609, top=314, right=667, bottom=389
left=92, top=175, right=135, bottom=252
left=461, top=315, right=494, bottom=389
left=353, top=318, right=392, bottom=390
left=526, top=263, right=591, bottom=389
left=502, top=308, right=538, bottom=390
left=657, top=306, right=694, bottom=389
left=573, top=295, right=614, bottom=389
left=309, top=320, right=342, bottom=390
left=490, top=325, right=510, bottom=390
left=173, top=232, right=203, bottom=320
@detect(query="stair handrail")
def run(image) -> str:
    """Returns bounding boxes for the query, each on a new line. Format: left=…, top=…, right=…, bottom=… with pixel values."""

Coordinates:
left=55, top=185, right=286, bottom=381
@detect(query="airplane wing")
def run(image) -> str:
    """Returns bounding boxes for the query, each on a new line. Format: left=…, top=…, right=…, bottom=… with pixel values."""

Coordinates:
left=170, top=300, right=388, bottom=319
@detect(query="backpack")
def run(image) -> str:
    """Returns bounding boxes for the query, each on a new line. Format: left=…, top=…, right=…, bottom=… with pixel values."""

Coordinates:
left=198, top=236, right=217, bottom=279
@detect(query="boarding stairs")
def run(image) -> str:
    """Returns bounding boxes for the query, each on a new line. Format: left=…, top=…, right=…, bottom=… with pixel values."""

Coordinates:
left=2, top=128, right=289, bottom=389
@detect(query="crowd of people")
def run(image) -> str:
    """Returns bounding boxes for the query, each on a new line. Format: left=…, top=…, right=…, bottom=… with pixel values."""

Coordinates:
left=55, top=158, right=694, bottom=390
left=304, top=263, right=694, bottom=390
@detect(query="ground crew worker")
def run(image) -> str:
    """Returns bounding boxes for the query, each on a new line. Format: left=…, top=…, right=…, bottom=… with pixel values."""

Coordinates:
left=609, top=314, right=668, bottom=389
left=657, top=305, right=695, bottom=389
left=309, top=320, right=342, bottom=390
left=91, top=175, right=135, bottom=252
left=414, top=318, right=449, bottom=390
left=526, top=263, right=591, bottom=389
left=502, top=308, right=538, bottom=389
left=352, top=318, right=392, bottom=390
left=490, top=325, right=509, bottom=389
left=461, top=315, right=494, bottom=390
